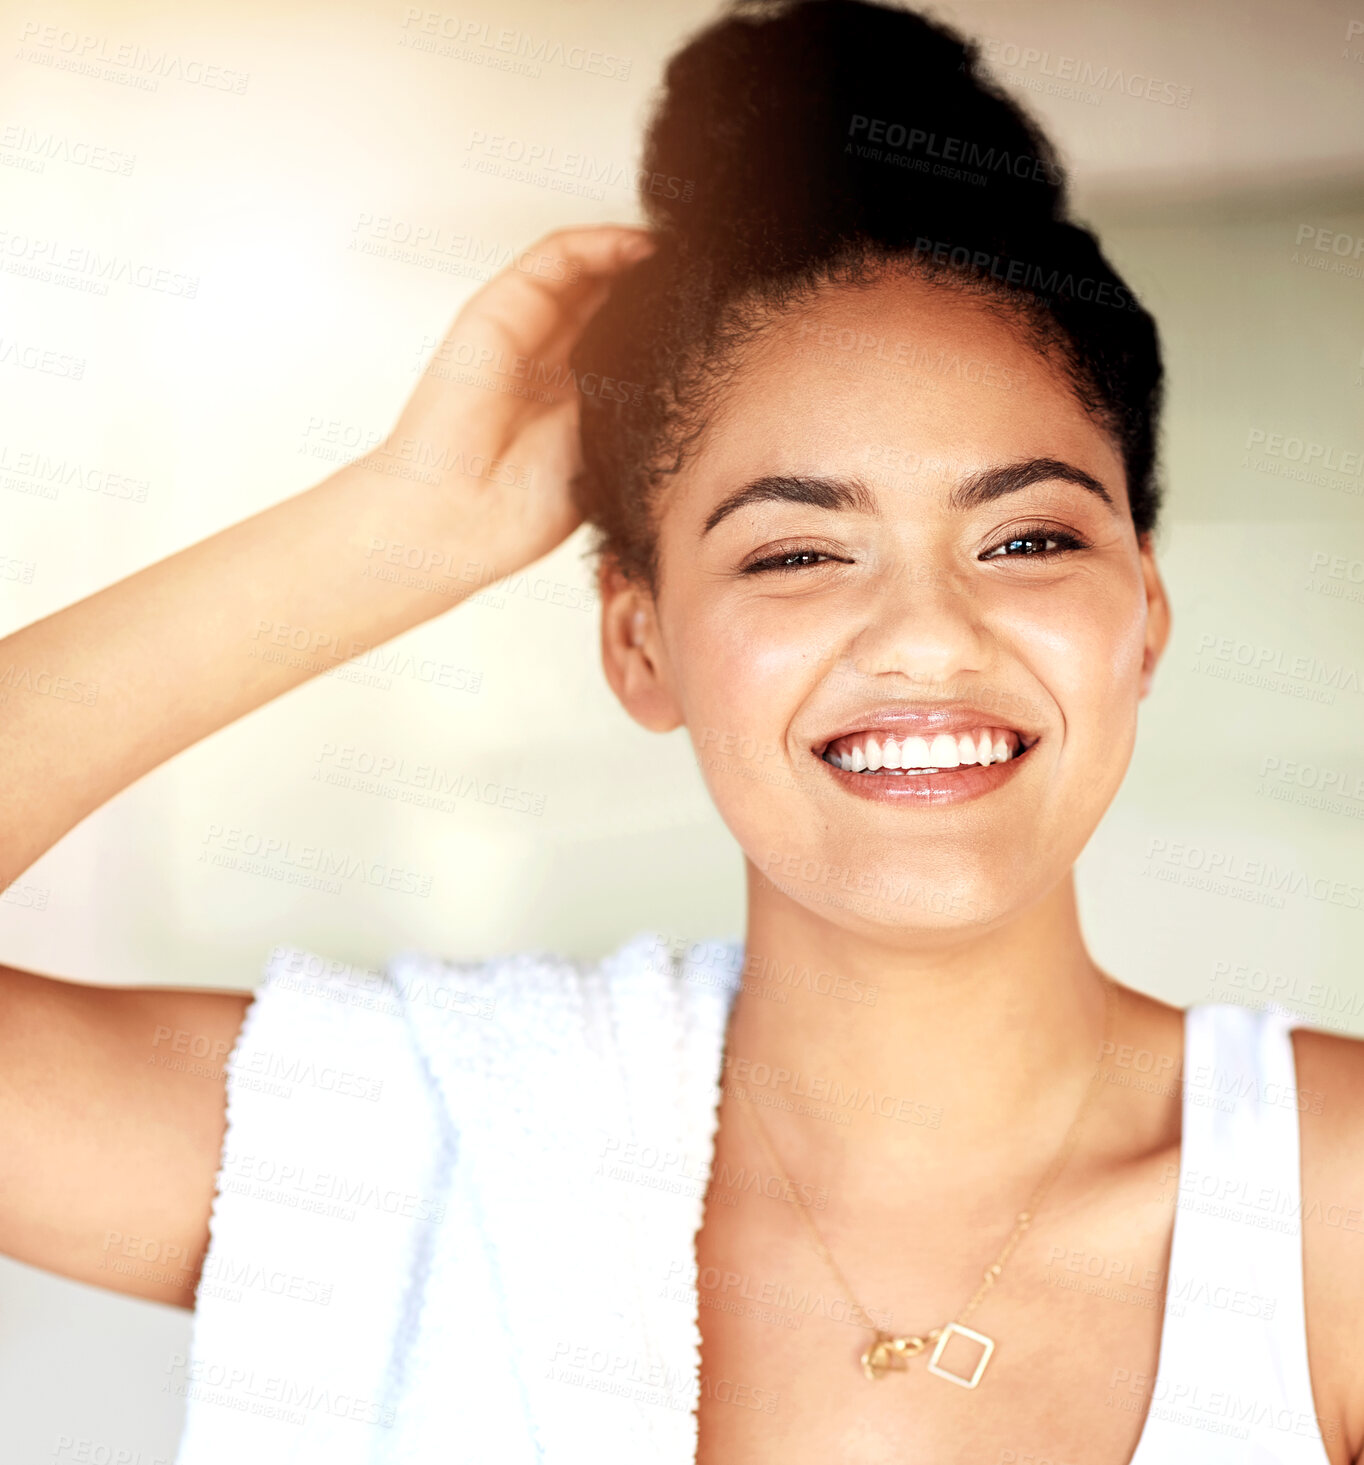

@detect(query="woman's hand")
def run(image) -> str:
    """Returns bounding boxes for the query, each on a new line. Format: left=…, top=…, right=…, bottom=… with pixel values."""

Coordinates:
left=0, top=223, right=652, bottom=891
left=376, top=224, right=655, bottom=579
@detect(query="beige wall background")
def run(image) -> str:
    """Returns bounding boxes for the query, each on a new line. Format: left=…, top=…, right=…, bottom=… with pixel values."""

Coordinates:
left=1, top=0, right=1361, bottom=1457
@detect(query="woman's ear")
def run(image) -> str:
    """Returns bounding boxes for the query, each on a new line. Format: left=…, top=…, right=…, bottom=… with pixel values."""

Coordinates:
left=1137, top=534, right=1171, bottom=700
left=597, top=558, right=684, bottom=733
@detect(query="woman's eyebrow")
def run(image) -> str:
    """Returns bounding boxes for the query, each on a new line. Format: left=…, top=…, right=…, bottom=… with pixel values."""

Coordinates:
left=700, top=475, right=876, bottom=536
left=700, top=458, right=1115, bottom=537
left=951, top=457, right=1116, bottom=513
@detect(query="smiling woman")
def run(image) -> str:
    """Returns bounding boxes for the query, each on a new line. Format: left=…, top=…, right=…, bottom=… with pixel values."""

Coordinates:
left=1, top=1, right=1363, bottom=1463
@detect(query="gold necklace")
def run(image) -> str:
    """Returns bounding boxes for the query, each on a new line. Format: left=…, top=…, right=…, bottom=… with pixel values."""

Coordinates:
left=732, top=980, right=1116, bottom=1390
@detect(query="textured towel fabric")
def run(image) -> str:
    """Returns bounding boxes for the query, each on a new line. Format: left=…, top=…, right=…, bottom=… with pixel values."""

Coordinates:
left=176, top=936, right=1329, bottom=1464
left=175, top=930, right=743, bottom=1464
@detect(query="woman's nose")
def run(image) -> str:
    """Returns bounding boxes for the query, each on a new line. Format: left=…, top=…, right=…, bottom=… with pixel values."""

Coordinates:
left=838, top=562, right=988, bottom=688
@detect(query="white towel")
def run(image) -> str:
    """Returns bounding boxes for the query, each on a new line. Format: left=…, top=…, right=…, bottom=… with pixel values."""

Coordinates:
left=175, top=930, right=743, bottom=1464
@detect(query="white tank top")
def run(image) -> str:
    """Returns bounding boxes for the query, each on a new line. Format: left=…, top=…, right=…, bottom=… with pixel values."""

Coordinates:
left=174, top=936, right=1336, bottom=1464
left=1126, top=1002, right=1330, bottom=1464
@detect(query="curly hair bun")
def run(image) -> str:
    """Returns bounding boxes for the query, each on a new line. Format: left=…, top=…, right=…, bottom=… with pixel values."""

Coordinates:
left=642, top=0, right=1068, bottom=272
left=571, top=0, right=1163, bottom=589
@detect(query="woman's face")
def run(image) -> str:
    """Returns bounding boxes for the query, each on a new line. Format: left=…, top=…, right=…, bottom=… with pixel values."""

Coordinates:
left=601, top=273, right=1170, bottom=939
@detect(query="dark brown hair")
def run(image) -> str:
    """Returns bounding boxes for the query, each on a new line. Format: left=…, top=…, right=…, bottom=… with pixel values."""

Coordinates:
left=571, top=0, right=1164, bottom=592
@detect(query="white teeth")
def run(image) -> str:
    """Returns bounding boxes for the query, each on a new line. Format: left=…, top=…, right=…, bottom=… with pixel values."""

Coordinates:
left=929, top=734, right=960, bottom=768
left=823, top=725, right=1028, bottom=773
left=900, top=736, right=931, bottom=767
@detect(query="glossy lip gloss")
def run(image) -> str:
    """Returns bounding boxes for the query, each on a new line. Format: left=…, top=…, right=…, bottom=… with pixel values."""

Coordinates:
left=808, top=700, right=1037, bottom=808
left=814, top=739, right=1035, bottom=805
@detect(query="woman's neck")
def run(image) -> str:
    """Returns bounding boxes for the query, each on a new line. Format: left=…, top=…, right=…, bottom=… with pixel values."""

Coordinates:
left=730, top=864, right=1112, bottom=1191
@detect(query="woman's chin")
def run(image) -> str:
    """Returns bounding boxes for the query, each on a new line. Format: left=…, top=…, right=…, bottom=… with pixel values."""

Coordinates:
left=753, top=857, right=1045, bottom=940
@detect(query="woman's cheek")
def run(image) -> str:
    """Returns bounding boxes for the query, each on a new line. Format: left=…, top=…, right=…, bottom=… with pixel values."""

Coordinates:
left=674, top=616, right=780, bottom=750
left=1073, top=567, right=1152, bottom=710
left=685, top=597, right=828, bottom=700
left=1007, top=576, right=1145, bottom=783
left=674, top=606, right=819, bottom=813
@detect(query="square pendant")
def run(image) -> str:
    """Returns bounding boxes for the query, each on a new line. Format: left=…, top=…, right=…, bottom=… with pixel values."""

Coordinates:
left=926, top=1323, right=994, bottom=1388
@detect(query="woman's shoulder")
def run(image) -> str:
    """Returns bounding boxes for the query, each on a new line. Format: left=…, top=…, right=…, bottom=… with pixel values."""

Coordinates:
left=1290, top=1017, right=1364, bottom=1204
left=1283, top=1017, right=1364, bottom=1445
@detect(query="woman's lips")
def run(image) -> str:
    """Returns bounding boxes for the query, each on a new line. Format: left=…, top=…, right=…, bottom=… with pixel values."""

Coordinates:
left=814, top=737, right=1036, bottom=805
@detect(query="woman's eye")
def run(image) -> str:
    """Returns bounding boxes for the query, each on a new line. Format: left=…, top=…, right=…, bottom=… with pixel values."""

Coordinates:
left=980, top=529, right=1086, bottom=560
left=742, top=548, right=841, bottom=574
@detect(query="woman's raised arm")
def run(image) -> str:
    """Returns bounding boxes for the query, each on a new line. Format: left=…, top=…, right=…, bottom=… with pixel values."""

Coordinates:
left=0, top=224, right=652, bottom=1305
left=0, top=224, right=652, bottom=890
